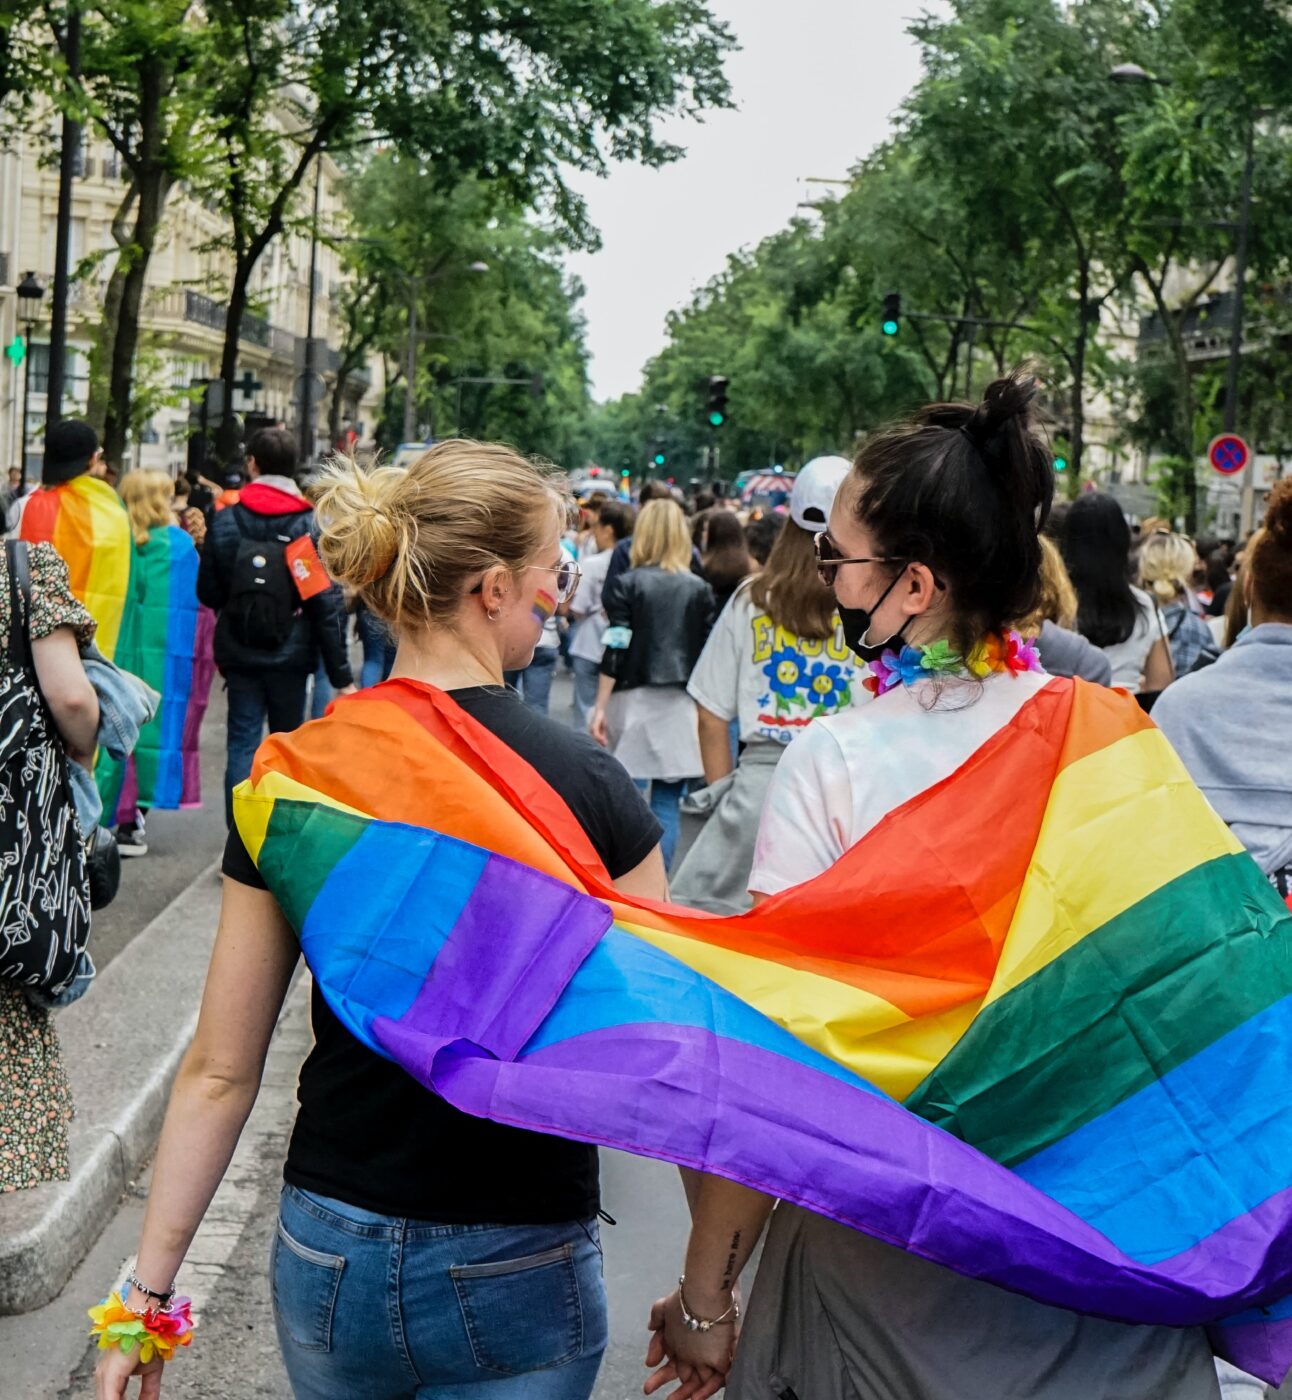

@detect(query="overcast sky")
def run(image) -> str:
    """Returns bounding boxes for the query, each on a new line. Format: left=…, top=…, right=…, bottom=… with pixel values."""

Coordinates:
left=566, top=3, right=936, bottom=402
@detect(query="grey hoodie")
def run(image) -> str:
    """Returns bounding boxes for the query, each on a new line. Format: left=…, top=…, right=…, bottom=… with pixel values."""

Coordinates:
left=1151, top=623, right=1292, bottom=874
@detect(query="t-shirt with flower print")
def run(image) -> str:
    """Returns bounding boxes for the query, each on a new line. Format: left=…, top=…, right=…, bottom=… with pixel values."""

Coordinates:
left=687, top=580, right=866, bottom=747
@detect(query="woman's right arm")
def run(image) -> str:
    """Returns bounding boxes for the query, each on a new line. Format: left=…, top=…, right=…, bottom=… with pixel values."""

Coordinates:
left=96, top=879, right=300, bottom=1400
left=31, top=625, right=99, bottom=764
left=696, top=705, right=734, bottom=785
left=1143, top=634, right=1175, bottom=693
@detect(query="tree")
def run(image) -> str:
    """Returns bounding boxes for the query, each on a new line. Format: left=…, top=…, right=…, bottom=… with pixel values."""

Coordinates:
left=200, top=0, right=734, bottom=461
left=79, top=0, right=210, bottom=465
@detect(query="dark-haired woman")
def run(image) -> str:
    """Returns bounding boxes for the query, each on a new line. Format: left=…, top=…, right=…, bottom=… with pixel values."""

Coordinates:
left=647, top=376, right=1218, bottom=1400
left=671, top=457, right=862, bottom=914
left=697, top=508, right=756, bottom=615
left=1057, top=492, right=1173, bottom=694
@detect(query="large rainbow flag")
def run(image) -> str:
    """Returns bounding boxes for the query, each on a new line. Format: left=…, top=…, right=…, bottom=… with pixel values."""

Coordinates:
left=97, top=524, right=203, bottom=819
left=19, top=475, right=134, bottom=660
left=234, top=677, right=1292, bottom=1382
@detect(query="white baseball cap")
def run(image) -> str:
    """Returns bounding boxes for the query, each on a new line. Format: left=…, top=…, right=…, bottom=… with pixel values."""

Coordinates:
left=790, top=455, right=852, bottom=532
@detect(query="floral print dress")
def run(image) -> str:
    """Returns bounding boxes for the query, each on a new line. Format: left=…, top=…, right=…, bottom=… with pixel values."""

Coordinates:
left=0, top=542, right=94, bottom=1192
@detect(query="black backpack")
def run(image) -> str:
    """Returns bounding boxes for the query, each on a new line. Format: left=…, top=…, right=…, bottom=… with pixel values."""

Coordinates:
left=225, top=522, right=298, bottom=651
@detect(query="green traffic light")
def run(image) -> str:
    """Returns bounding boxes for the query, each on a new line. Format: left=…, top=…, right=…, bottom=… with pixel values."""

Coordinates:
left=654, top=453, right=666, bottom=466
left=1053, top=456, right=1068, bottom=473
left=709, top=411, right=725, bottom=427
left=882, top=320, right=899, bottom=337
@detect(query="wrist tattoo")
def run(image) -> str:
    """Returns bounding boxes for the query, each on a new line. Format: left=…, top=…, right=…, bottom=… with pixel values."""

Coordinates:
left=720, top=1230, right=742, bottom=1292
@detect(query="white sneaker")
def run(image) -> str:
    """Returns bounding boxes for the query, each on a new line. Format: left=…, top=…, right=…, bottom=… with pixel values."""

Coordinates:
left=115, top=816, right=148, bottom=857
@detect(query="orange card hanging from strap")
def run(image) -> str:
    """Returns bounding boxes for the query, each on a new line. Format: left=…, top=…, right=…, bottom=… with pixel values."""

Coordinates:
left=284, top=535, right=332, bottom=601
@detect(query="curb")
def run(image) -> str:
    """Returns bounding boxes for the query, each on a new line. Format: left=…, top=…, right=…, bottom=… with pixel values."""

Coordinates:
left=0, top=861, right=223, bottom=1315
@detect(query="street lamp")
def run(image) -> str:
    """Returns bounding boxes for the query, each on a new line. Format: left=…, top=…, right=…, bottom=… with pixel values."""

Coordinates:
left=15, top=272, right=44, bottom=489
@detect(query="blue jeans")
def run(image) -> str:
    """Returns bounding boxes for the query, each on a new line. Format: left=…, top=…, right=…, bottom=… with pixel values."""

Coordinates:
left=272, top=1186, right=607, bottom=1399
left=310, top=659, right=333, bottom=720
left=357, top=607, right=397, bottom=689
left=570, top=657, right=600, bottom=732
left=504, top=647, right=557, bottom=716
left=635, top=778, right=687, bottom=869
left=224, top=670, right=308, bottom=826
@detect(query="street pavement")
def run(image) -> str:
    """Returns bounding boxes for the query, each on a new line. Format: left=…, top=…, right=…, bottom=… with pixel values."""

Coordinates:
left=2, top=665, right=698, bottom=1399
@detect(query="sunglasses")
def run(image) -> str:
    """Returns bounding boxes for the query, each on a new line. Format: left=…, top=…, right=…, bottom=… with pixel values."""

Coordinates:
left=470, top=558, right=582, bottom=605
left=529, top=558, right=582, bottom=603
left=813, top=532, right=904, bottom=588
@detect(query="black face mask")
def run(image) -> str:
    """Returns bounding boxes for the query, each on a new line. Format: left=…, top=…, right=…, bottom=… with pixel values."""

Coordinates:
left=838, top=569, right=909, bottom=663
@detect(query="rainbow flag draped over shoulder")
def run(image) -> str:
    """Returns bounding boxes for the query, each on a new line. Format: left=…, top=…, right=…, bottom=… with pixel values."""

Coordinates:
left=234, top=678, right=1292, bottom=1382
left=19, top=475, right=134, bottom=660
left=97, top=524, right=201, bottom=818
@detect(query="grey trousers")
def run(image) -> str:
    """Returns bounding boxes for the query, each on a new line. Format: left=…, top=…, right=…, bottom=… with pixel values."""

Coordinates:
left=728, top=1203, right=1221, bottom=1400
left=669, top=742, right=785, bottom=914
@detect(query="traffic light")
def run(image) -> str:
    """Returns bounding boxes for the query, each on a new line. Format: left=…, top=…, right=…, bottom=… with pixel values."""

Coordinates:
left=882, top=291, right=901, bottom=337
left=707, top=375, right=729, bottom=428
left=1052, top=427, right=1072, bottom=473
left=653, top=447, right=667, bottom=468
left=1053, top=454, right=1069, bottom=473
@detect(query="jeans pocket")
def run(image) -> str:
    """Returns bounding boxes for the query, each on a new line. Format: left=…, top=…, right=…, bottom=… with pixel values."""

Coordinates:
left=451, top=1241, right=584, bottom=1375
left=271, top=1215, right=345, bottom=1353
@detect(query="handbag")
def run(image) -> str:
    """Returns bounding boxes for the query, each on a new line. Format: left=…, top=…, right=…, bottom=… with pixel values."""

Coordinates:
left=0, top=540, right=92, bottom=992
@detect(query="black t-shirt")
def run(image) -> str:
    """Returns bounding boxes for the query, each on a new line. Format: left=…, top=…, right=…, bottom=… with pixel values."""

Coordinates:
left=222, top=684, right=662, bottom=1222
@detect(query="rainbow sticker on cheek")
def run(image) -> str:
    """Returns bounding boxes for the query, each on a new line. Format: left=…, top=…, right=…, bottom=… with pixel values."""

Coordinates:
left=531, top=589, right=557, bottom=627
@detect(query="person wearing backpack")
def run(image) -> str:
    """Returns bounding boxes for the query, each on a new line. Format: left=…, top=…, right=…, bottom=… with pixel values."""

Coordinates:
left=197, top=427, right=353, bottom=824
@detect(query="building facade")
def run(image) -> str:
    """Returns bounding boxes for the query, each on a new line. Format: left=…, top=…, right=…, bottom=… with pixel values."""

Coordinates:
left=0, top=127, right=383, bottom=481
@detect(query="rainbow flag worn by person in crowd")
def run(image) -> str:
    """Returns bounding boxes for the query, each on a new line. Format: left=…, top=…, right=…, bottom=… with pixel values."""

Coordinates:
left=19, top=474, right=134, bottom=661
left=97, top=523, right=202, bottom=819
left=234, top=676, right=1292, bottom=1383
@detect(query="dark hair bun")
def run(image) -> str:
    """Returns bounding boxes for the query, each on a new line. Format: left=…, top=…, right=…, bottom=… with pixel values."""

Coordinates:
left=961, top=373, right=1039, bottom=448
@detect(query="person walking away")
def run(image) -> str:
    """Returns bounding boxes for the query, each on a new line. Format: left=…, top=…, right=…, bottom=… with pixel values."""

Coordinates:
left=1139, top=530, right=1220, bottom=677
left=96, top=440, right=665, bottom=1400
left=1152, top=491, right=1292, bottom=1400
left=591, top=499, right=715, bottom=868
left=96, top=472, right=203, bottom=858
left=196, top=427, right=353, bottom=825
left=1154, top=480, right=1292, bottom=905
left=0, top=538, right=98, bottom=1192
left=698, top=507, right=757, bottom=615
left=1021, top=536, right=1112, bottom=683
left=671, top=456, right=863, bottom=914
left=503, top=533, right=576, bottom=716
left=1056, top=491, right=1173, bottom=695
left=648, top=374, right=1221, bottom=1400
left=568, top=500, right=634, bottom=731
left=14, top=420, right=134, bottom=662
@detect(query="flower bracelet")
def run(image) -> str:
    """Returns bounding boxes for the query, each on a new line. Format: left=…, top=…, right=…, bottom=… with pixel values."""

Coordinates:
left=88, top=1285, right=196, bottom=1363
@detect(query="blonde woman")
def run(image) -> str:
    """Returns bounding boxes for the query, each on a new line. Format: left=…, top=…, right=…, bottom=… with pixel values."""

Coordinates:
left=1021, top=537, right=1112, bottom=683
left=1139, top=531, right=1219, bottom=677
left=591, top=499, right=716, bottom=868
left=95, top=442, right=665, bottom=1400
left=97, top=471, right=202, bottom=854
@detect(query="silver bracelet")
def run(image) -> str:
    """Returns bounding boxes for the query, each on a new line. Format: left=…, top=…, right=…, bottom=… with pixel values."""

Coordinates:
left=677, top=1275, right=740, bottom=1332
left=124, top=1270, right=175, bottom=1310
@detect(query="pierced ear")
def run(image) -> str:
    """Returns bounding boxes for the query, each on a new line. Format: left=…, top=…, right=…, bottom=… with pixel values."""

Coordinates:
left=480, top=566, right=511, bottom=613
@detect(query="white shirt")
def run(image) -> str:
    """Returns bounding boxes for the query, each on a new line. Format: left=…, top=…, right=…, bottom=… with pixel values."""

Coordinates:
left=568, top=548, right=612, bottom=664
left=1101, top=586, right=1163, bottom=693
left=687, top=582, right=864, bottom=746
left=750, top=670, right=1052, bottom=896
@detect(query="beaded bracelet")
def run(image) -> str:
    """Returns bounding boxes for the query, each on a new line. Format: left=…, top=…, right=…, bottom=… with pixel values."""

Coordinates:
left=88, top=1290, right=196, bottom=1363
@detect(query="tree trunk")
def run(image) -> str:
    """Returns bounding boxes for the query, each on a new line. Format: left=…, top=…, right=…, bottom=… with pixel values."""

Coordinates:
left=328, top=369, right=349, bottom=445
left=102, top=167, right=170, bottom=467
left=215, top=260, right=254, bottom=462
left=85, top=183, right=138, bottom=437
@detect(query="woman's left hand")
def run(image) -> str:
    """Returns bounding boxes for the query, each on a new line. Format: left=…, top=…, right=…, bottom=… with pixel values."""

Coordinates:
left=589, top=707, right=609, bottom=747
left=643, top=1290, right=734, bottom=1398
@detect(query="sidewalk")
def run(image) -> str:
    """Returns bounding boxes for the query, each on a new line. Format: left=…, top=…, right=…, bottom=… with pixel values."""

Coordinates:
left=0, top=864, right=223, bottom=1316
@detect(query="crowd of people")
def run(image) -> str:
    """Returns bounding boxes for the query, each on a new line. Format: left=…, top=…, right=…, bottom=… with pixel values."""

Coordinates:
left=0, top=379, right=1289, bottom=1400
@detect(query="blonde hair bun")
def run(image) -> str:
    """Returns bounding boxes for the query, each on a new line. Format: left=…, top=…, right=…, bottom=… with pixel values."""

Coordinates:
left=312, top=442, right=565, bottom=634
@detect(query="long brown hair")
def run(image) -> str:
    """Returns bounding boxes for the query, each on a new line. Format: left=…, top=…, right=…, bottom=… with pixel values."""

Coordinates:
left=749, top=517, right=836, bottom=640
left=701, top=509, right=756, bottom=597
